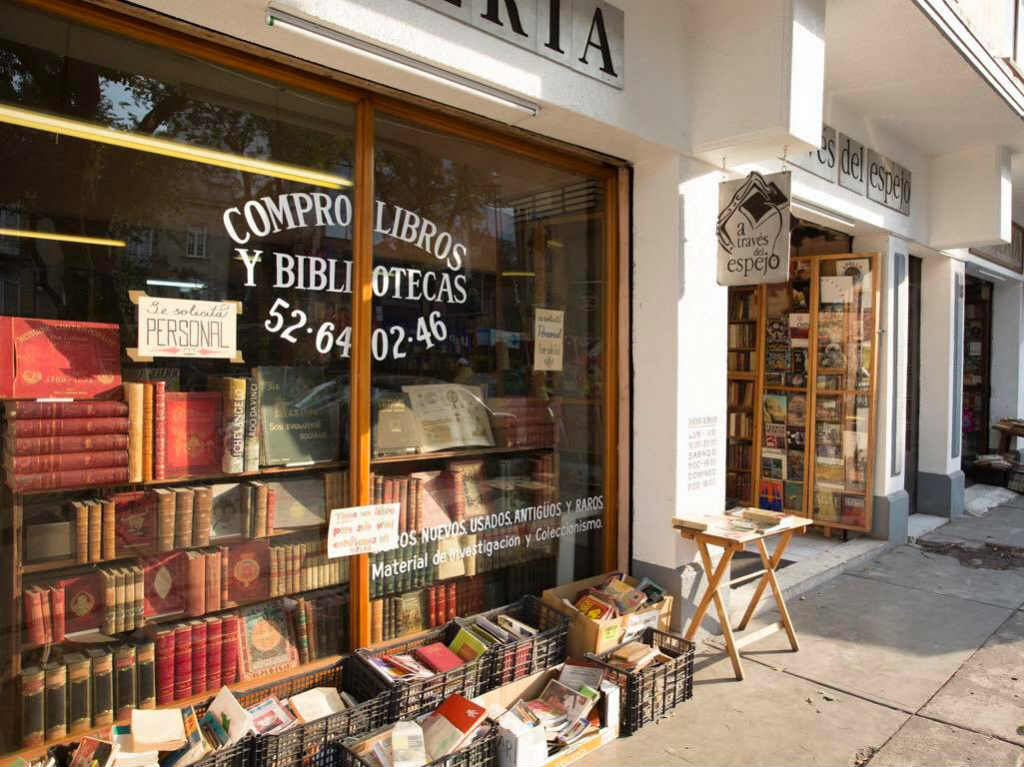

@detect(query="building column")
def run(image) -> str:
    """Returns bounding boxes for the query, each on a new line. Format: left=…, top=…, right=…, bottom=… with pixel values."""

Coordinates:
left=989, top=278, right=1024, bottom=454
left=917, top=256, right=965, bottom=517
left=630, top=150, right=730, bottom=637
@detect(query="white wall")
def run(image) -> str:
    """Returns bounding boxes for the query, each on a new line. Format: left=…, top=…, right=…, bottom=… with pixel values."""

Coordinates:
left=990, top=278, right=1024, bottom=449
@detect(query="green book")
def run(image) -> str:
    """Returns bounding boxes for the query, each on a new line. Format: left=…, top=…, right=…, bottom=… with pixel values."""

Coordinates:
left=255, top=366, right=341, bottom=466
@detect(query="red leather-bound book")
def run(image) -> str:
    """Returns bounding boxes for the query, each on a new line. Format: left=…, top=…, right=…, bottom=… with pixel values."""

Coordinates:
left=113, top=491, right=157, bottom=557
left=153, top=381, right=166, bottom=480
left=49, top=585, right=65, bottom=643
left=226, top=540, right=270, bottom=604
left=173, top=623, right=192, bottom=700
left=6, top=450, right=128, bottom=474
left=153, top=628, right=176, bottom=705
left=204, top=551, right=221, bottom=613
left=61, top=572, right=104, bottom=634
left=142, top=552, right=186, bottom=617
left=23, top=587, right=45, bottom=645
left=5, top=401, right=129, bottom=420
left=413, top=642, right=464, bottom=673
left=0, top=317, right=121, bottom=399
left=6, top=433, right=129, bottom=455
left=7, top=466, right=130, bottom=491
left=190, top=620, right=207, bottom=697
left=6, top=418, right=130, bottom=437
left=447, top=581, right=457, bottom=621
left=164, top=392, right=222, bottom=478
left=204, top=617, right=223, bottom=693
left=435, top=584, right=447, bottom=628
left=265, top=486, right=277, bottom=536
left=185, top=552, right=206, bottom=618
left=221, top=615, right=240, bottom=685
left=219, top=546, right=230, bottom=606
left=425, top=585, right=437, bottom=629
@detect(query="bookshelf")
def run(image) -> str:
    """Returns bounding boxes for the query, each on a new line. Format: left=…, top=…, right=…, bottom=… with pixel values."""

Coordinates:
left=724, top=253, right=880, bottom=535
left=962, top=276, right=993, bottom=464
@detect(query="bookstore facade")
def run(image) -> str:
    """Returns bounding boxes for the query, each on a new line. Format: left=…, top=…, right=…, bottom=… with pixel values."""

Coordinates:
left=0, top=0, right=632, bottom=757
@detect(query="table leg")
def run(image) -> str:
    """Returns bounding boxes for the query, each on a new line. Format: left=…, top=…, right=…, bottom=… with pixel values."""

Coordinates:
left=755, top=537, right=799, bottom=651
left=736, top=529, right=793, bottom=631
left=696, top=542, right=744, bottom=680
left=682, top=543, right=735, bottom=643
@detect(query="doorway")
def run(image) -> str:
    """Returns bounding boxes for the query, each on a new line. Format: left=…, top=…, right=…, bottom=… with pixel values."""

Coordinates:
left=962, top=275, right=994, bottom=470
left=905, top=256, right=922, bottom=514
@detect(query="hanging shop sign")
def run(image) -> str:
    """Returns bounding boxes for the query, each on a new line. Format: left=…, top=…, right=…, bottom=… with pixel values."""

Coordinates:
left=127, top=292, right=242, bottom=362
left=716, top=171, right=791, bottom=286
left=785, top=124, right=911, bottom=216
left=409, top=0, right=625, bottom=88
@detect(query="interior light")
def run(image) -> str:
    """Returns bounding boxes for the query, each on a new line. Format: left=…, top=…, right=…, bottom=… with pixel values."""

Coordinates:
left=500, top=271, right=536, bottom=278
left=0, top=103, right=352, bottom=189
left=146, top=279, right=207, bottom=290
left=0, top=227, right=126, bottom=247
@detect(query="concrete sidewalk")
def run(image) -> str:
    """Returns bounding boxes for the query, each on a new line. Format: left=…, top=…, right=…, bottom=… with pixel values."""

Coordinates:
left=578, top=505, right=1024, bottom=766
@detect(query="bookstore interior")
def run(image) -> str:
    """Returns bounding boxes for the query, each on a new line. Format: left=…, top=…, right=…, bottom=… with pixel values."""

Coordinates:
left=0, top=1, right=640, bottom=764
left=726, top=222, right=880, bottom=535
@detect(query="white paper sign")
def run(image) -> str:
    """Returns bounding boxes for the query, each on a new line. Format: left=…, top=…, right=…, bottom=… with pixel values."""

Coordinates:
left=133, top=293, right=241, bottom=361
left=717, top=171, right=791, bottom=286
left=327, top=503, right=399, bottom=558
left=534, top=308, right=565, bottom=371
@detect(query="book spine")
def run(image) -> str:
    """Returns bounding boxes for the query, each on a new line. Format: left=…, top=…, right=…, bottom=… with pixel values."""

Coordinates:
left=8, top=467, right=130, bottom=491
left=205, top=618, right=223, bottom=693
left=74, top=502, right=88, bottom=564
left=8, top=401, right=129, bottom=419
left=101, top=499, right=116, bottom=561
left=153, top=380, right=166, bottom=480
left=49, top=585, right=65, bottom=643
left=125, top=382, right=144, bottom=482
left=174, top=624, right=192, bottom=700
left=370, top=598, right=382, bottom=645
left=447, top=581, right=457, bottom=620
left=114, top=569, right=126, bottom=633
left=20, top=667, right=44, bottom=747
left=137, top=640, right=156, bottom=709
left=254, top=483, right=268, bottom=538
left=6, top=433, right=130, bottom=456
left=154, top=630, right=175, bottom=705
left=6, top=450, right=129, bottom=473
left=157, top=490, right=175, bottom=552
left=87, top=501, right=101, bottom=562
left=43, top=664, right=67, bottom=742
left=266, top=485, right=276, bottom=536
left=243, top=376, right=260, bottom=472
left=143, top=383, right=154, bottom=482
left=221, top=615, right=239, bottom=685
left=101, top=569, right=115, bottom=637
left=38, top=585, right=52, bottom=644
left=175, top=489, right=194, bottom=550
left=193, top=486, right=211, bottom=547
left=190, top=621, right=207, bottom=699
left=114, top=645, right=136, bottom=720
left=221, top=378, right=246, bottom=474
left=23, top=588, right=44, bottom=646
left=219, top=545, right=229, bottom=606
left=134, top=566, right=145, bottom=630
left=186, top=554, right=205, bottom=618
left=293, top=599, right=310, bottom=664
left=269, top=548, right=279, bottom=598
left=204, top=552, right=219, bottom=613
left=8, top=417, right=131, bottom=437
left=90, top=651, right=113, bottom=727
left=67, top=658, right=91, bottom=734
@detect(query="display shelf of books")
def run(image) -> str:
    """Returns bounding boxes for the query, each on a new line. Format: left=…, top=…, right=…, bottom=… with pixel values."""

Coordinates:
left=727, top=287, right=763, bottom=505
left=962, top=278, right=993, bottom=465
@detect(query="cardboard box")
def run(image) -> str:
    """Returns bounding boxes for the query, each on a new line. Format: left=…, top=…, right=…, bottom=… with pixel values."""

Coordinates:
left=542, top=573, right=673, bottom=659
left=474, top=665, right=619, bottom=767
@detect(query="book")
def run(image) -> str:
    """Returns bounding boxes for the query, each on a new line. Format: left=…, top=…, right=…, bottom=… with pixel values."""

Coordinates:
left=210, top=483, right=246, bottom=540
left=43, top=661, right=67, bottom=741
left=574, top=592, right=616, bottom=620
left=88, top=648, right=114, bottom=726
left=391, top=720, right=427, bottom=767
left=153, top=380, right=167, bottom=480
left=114, top=645, right=136, bottom=720
left=142, top=551, right=186, bottom=616
left=131, top=708, right=187, bottom=752
left=74, top=501, right=89, bottom=563
left=7, top=466, right=130, bottom=491
left=86, top=500, right=102, bottom=563
left=6, top=400, right=129, bottom=419
left=66, top=652, right=92, bottom=734
left=269, top=477, right=326, bottom=529
left=174, top=487, right=195, bottom=550
left=5, top=433, right=130, bottom=455
left=448, top=626, right=488, bottom=662
left=235, top=602, right=298, bottom=680
left=251, top=481, right=269, bottom=538
left=402, top=384, right=495, bottom=453
left=23, top=587, right=45, bottom=645
left=125, top=382, right=145, bottom=483
left=0, top=317, right=121, bottom=399
left=113, top=491, right=157, bottom=556
left=185, top=553, right=206, bottom=617
left=50, top=584, right=67, bottom=641
left=226, top=540, right=271, bottom=603
left=413, top=642, right=464, bottom=673
left=143, top=383, right=154, bottom=482
left=244, top=376, right=261, bottom=472
left=222, top=615, right=240, bottom=685
left=162, top=706, right=209, bottom=767
left=255, top=366, right=341, bottom=465
left=287, top=687, right=346, bottom=723
left=420, top=694, right=487, bottom=759
left=153, top=629, right=176, bottom=705
left=69, top=736, right=117, bottom=767
left=136, top=640, right=156, bottom=709
left=5, top=450, right=128, bottom=473
left=193, top=485, right=213, bottom=546
left=21, top=666, right=44, bottom=747
left=205, top=617, right=223, bottom=692
left=154, top=487, right=176, bottom=552
left=206, top=685, right=257, bottom=745
left=101, top=498, right=116, bottom=561
left=174, top=623, right=193, bottom=699
left=165, top=392, right=222, bottom=478
left=62, top=572, right=104, bottom=634
left=216, top=376, right=248, bottom=474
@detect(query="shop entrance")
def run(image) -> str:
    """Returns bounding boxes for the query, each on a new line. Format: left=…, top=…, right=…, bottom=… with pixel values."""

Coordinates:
left=905, top=256, right=922, bottom=513
left=962, top=275, right=994, bottom=474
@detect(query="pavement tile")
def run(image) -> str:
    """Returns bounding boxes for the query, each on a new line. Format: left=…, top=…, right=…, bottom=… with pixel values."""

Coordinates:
left=575, top=655, right=907, bottom=767
left=922, top=611, right=1024, bottom=746
left=870, top=716, right=1024, bottom=767
left=850, top=545, right=1024, bottom=609
left=920, top=505, right=1024, bottom=549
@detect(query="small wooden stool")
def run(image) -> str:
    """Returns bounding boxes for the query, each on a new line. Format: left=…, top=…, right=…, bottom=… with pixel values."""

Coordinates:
left=673, top=512, right=812, bottom=680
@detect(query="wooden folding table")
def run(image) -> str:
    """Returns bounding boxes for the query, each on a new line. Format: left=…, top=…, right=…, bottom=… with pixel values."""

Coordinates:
left=673, top=512, right=812, bottom=680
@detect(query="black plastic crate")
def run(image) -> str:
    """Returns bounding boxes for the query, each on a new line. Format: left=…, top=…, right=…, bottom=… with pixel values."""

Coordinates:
left=45, top=726, right=253, bottom=767
left=589, top=627, right=695, bottom=735
left=449, top=595, right=569, bottom=692
left=345, top=626, right=484, bottom=722
left=248, top=659, right=391, bottom=767
left=338, top=723, right=498, bottom=767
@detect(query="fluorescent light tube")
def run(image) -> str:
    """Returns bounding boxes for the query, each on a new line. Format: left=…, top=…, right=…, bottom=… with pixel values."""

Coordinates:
left=0, top=227, right=126, bottom=247
left=146, top=279, right=207, bottom=290
left=791, top=199, right=856, bottom=230
left=0, top=103, right=351, bottom=189
left=266, top=7, right=539, bottom=118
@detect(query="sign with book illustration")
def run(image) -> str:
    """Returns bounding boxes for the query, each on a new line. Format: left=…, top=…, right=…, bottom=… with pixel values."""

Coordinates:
left=716, top=171, right=791, bottom=286
left=127, top=292, right=242, bottom=362
left=327, top=502, right=400, bottom=558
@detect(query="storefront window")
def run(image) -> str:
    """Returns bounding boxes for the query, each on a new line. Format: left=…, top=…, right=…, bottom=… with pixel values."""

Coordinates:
left=366, top=114, right=609, bottom=641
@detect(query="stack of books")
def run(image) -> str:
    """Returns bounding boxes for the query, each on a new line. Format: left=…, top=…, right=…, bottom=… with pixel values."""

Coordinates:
left=567, top=573, right=666, bottom=621
left=4, top=400, right=130, bottom=491
left=601, top=640, right=671, bottom=672
left=152, top=615, right=240, bottom=705
left=512, top=661, right=605, bottom=748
